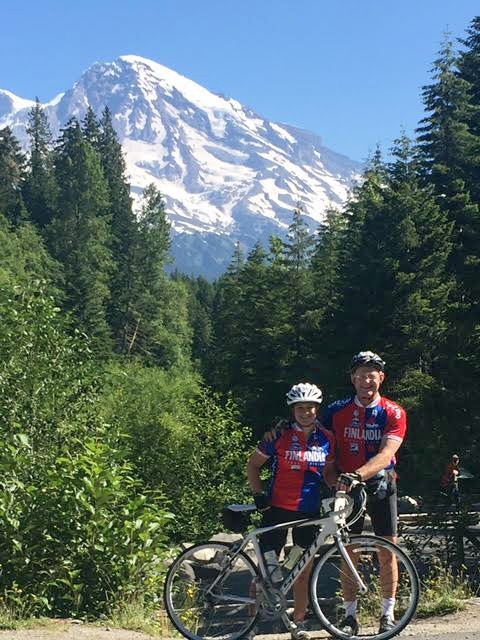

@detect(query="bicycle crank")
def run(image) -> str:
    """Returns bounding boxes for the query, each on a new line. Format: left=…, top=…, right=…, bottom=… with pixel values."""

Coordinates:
left=257, top=586, right=288, bottom=621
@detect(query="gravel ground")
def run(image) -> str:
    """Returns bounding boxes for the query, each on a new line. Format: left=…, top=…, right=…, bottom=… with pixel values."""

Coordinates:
left=0, top=600, right=479, bottom=639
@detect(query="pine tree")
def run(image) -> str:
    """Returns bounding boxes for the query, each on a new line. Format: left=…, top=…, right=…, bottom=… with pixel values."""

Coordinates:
left=0, top=127, right=27, bottom=224
left=23, top=98, right=57, bottom=229
left=307, top=206, right=348, bottom=385
left=458, top=17, right=480, bottom=138
left=49, top=118, right=113, bottom=349
left=82, top=106, right=102, bottom=149
left=175, top=273, right=215, bottom=376
left=321, top=156, right=389, bottom=393
left=282, top=204, right=315, bottom=374
left=417, top=33, right=480, bottom=390
left=98, top=107, right=137, bottom=350
left=210, top=243, right=246, bottom=393
left=383, top=135, right=455, bottom=478
left=457, top=17, right=480, bottom=206
left=127, top=184, right=191, bottom=367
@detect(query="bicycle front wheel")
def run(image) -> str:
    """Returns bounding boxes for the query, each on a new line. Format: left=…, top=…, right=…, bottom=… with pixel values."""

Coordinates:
left=164, top=542, right=259, bottom=640
left=310, top=534, right=419, bottom=640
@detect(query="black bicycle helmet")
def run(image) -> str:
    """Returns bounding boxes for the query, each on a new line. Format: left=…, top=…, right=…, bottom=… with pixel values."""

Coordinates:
left=350, top=350, right=386, bottom=372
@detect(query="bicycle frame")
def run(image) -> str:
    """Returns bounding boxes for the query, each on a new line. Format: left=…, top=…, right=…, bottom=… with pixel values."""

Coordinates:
left=206, top=491, right=368, bottom=609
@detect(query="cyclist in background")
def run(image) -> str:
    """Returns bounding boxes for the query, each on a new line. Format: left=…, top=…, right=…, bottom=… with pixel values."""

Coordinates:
left=247, top=383, right=335, bottom=640
left=440, top=454, right=461, bottom=508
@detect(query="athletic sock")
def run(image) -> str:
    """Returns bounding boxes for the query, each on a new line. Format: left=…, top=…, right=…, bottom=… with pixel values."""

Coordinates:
left=343, top=600, right=357, bottom=618
left=382, top=597, right=395, bottom=618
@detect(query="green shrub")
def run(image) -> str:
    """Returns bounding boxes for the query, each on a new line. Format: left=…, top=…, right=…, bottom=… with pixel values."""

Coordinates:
left=0, top=433, right=174, bottom=616
left=417, top=558, right=472, bottom=617
left=100, top=363, right=254, bottom=542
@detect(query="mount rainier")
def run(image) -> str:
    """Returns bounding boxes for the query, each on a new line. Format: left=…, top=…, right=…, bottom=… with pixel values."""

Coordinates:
left=0, top=55, right=362, bottom=278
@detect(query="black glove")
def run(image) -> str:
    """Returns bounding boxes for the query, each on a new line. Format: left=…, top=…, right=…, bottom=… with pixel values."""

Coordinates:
left=337, top=472, right=362, bottom=491
left=253, top=493, right=271, bottom=511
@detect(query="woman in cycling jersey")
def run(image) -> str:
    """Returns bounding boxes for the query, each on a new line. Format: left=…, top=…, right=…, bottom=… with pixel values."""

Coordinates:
left=247, top=383, right=335, bottom=640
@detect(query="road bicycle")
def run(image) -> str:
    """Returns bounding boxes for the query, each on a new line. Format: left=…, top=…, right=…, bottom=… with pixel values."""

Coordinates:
left=164, top=485, right=420, bottom=640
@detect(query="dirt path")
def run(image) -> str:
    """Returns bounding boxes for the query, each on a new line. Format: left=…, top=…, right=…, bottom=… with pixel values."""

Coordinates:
left=1, top=600, right=479, bottom=639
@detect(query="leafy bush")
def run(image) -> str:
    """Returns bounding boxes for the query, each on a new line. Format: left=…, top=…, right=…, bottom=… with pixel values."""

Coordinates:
left=0, top=284, right=174, bottom=616
left=0, top=283, right=97, bottom=451
left=100, top=362, right=254, bottom=542
left=0, top=433, right=173, bottom=616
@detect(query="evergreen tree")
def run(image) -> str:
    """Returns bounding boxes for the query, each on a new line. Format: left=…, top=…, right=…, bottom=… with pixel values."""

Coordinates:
left=458, top=17, right=480, bottom=138
left=210, top=243, right=246, bottom=391
left=0, top=127, right=27, bottom=224
left=23, top=98, right=57, bottom=229
left=417, top=33, right=480, bottom=406
left=82, top=106, right=102, bottom=149
left=127, top=184, right=191, bottom=368
left=175, top=273, right=215, bottom=376
left=307, top=206, right=348, bottom=384
left=50, top=118, right=112, bottom=349
left=98, top=107, right=137, bottom=350
left=321, top=156, right=389, bottom=394
left=385, top=135, right=453, bottom=373
left=417, top=33, right=478, bottom=191
left=416, top=32, right=480, bottom=288
left=282, top=204, right=315, bottom=376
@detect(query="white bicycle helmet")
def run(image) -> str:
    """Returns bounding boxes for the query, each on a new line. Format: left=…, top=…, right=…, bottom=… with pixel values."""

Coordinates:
left=350, top=350, right=386, bottom=372
left=286, top=382, right=323, bottom=406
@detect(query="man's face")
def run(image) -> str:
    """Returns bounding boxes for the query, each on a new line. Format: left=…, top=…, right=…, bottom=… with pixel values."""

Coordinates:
left=351, top=365, right=385, bottom=406
left=293, top=402, right=318, bottom=427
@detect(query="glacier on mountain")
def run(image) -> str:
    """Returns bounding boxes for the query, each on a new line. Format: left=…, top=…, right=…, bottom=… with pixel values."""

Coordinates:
left=0, top=55, right=362, bottom=277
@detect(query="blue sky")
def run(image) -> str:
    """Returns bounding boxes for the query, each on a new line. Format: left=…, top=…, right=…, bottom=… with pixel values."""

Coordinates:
left=3, top=0, right=478, bottom=161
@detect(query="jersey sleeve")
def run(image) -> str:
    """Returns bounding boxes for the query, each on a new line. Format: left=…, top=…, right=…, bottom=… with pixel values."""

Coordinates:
left=256, top=437, right=276, bottom=458
left=322, top=428, right=336, bottom=462
left=320, top=404, right=334, bottom=430
left=384, top=401, right=407, bottom=442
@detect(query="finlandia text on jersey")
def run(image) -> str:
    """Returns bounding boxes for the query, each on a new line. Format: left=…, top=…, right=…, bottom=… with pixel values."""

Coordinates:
left=285, top=449, right=327, bottom=463
left=343, top=426, right=382, bottom=440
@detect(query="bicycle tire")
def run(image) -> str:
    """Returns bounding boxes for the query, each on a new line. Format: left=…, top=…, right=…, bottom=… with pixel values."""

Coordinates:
left=310, top=534, right=420, bottom=640
left=163, top=541, right=260, bottom=640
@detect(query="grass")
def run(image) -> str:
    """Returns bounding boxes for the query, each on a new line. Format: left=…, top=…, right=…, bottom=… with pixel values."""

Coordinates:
left=0, top=604, right=55, bottom=631
left=417, top=559, right=474, bottom=617
left=0, top=598, right=173, bottom=637
left=106, top=600, right=172, bottom=637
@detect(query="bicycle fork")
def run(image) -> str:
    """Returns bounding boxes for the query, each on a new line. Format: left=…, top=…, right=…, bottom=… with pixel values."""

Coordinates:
left=334, top=534, right=368, bottom=595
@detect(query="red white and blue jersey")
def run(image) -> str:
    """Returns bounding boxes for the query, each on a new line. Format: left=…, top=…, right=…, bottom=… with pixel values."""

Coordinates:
left=256, top=421, right=335, bottom=513
left=321, top=396, right=406, bottom=473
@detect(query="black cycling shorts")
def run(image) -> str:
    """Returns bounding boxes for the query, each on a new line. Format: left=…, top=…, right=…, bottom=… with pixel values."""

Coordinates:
left=348, top=480, right=398, bottom=537
left=259, top=506, right=318, bottom=554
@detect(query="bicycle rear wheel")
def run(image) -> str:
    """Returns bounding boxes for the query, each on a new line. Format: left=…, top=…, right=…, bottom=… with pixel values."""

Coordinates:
left=164, top=542, right=259, bottom=640
left=310, top=534, right=419, bottom=640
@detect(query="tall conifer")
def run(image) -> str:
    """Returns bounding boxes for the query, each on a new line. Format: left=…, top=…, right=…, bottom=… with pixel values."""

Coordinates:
left=50, top=118, right=112, bottom=349
left=23, top=99, right=57, bottom=229
left=0, top=127, right=27, bottom=224
left=98, top=107, right=137, bottom=349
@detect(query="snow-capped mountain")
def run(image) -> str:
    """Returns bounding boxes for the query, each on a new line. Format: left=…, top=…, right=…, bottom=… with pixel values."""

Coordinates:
left=0, top=55, right=362, bottom=277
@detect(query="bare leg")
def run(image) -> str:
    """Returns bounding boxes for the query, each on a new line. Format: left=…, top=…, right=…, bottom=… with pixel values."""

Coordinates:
left=378, top=535, right=398, bottom=600
left=340, top=544, right=360, bottom=601
left=293, top=560, right=314, bottom=623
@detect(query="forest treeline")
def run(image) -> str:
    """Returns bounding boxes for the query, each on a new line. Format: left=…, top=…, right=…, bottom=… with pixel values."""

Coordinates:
left=0, top=18, right=479, bottom=617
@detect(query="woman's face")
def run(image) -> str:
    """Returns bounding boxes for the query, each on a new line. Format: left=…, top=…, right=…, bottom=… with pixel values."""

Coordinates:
left=293, top=402, right=318, bottom=428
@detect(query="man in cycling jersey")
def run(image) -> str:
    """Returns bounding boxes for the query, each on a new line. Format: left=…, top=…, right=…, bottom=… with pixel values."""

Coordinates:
left=322, top=351, right=407, bottom=635
left=247, top=383, right=335, bottom=640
